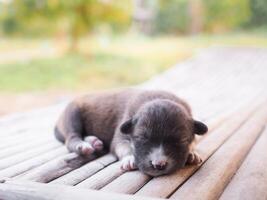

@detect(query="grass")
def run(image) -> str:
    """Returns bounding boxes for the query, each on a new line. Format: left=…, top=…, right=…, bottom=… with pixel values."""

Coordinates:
left=1, top=32, right=267, bottom=93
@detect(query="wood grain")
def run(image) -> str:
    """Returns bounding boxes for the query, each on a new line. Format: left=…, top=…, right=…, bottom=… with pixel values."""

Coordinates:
left=0, top=180, right=162, bottom=200
left=102, top=171, right=150, bottom=194
left=15, top=152, right=100, bottom=182
left=0, top=137, right=55, bottom=159
left=76, top=162, right=124, bottom=190
left=0, top=147, right=68, bottom=178
left=170, top=103, right=267, bottom=200
left=50, top=154, right=117, bottom=185
left=219, top=127, right=267, bottom=200
left=0, top=141, right=61, bottom=170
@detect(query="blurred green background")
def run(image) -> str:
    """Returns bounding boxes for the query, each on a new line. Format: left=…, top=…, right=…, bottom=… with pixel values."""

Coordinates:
left=0, top=0, right=267, bottom=114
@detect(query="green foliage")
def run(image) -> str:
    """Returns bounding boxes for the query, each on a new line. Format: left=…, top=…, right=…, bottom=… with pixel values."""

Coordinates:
left=155, top=0, right=189, bottom=33
left=0, top=0, right=131, bottom=40
left=249, top=0, right=267, bottom=26
left=2, top=34, right=267, bottom=92
left=0, top=53, right=166, bottom=92
left=203, top=0, right=251, bottom=32
left=154, top=0, right=255, bottom=33
left=1, top=0, right=267, bottom=38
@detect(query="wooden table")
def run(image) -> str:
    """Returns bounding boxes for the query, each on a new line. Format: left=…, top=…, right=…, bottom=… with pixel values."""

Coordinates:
left=0, top=47, right=267, bottom=200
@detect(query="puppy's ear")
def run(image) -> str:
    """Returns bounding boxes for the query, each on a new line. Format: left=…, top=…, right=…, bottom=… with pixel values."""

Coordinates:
left=193, top=120, right=208, bottom=135
left=120, top=118, right=137, bottom=134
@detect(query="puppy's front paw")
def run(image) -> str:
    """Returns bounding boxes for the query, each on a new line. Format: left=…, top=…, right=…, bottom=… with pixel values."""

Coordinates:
left=186, top=151, right=202, bottom=165
left=84, top=136, right=104, bottom=151
left=120, top=155, right=137, bottom=171
left=76, top=142, right=94, bottom=156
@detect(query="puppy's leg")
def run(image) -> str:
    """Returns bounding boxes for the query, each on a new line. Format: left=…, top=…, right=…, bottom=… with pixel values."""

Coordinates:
left=186, top=151, right=202, bottom=165
left=67, top=135, right=95, bottom=156
left=84, top=135, right=104, bottom=151
left=186, top=140, right=202, bottom=165
left=55, top=102, right=103, bottom=156
left=111, top=139, right=137, bottom=171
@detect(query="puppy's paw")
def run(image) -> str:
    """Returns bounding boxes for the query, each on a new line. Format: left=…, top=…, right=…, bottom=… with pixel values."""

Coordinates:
left=120, top=155, right=137, bottom=171
left=186, top=151, right=202, bottom=165
left=84, top=136, right=104, bottom=151
left=76, top=142, right=94, bottom=156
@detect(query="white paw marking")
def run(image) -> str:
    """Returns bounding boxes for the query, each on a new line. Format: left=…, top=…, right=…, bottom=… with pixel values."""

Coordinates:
left=76, top=142, right=94, bottom=156
left=84, top=136, right=104, bottom=151
left=120, top=155, right=137, bottom=171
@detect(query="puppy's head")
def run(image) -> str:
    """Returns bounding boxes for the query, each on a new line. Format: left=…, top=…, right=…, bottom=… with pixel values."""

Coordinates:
left=120, top=99, right=208, bottom=176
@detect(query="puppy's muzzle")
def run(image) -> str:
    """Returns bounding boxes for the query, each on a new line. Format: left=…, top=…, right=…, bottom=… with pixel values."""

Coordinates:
left=151, top=160, right=167, bottom=170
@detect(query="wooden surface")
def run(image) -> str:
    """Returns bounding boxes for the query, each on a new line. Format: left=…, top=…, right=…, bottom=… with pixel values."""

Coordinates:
left=0, top=180, right=161, bottom=200
left=0, top=47, right=267, bottom=200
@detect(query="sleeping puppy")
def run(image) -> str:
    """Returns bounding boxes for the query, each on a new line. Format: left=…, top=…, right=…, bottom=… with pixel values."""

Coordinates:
left=54, top=89, right=208, bottom=176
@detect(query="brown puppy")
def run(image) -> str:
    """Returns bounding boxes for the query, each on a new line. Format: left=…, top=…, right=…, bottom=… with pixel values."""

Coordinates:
left=55, top=89, right=208, bottom=176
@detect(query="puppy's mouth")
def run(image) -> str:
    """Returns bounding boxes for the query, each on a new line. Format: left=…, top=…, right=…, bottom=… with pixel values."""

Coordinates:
left=138, top=164, right=175, bottom=177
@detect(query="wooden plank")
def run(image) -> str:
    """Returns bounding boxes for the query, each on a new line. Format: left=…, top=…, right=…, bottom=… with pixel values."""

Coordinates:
left=0, top=123, right=54, bottom=139
left=0, top=133, right=51, bottom=150
left=135, top=102, right=259, bottom=198
left=0, top=137, right=54, bottom=159
left=0, top=141, right=61, bottom=170
left=50, top=154, right=117, bottom=185
left=76, top=162, right=124, bottom=190
left=169, top=102, right=267, bottom=200
left=0, top=117, right=56, bottom=138
left=0, top=104, right=65, bottom=131
left=15, top=152, right=100, bottom=182
left=219, top=127, right=267, bottom=200
left=0, top=147, right=68, bottom=178
left=0, top=180, right=161, bottom=200
left=102, top=171, right=150, bottom=194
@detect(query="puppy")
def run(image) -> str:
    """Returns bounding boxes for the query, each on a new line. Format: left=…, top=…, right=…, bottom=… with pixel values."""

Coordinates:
left=54, top=89, right=208, bottom=176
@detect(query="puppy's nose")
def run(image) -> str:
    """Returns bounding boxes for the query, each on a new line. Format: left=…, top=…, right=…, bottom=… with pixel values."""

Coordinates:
left=152, top=160, right=167, bottom=170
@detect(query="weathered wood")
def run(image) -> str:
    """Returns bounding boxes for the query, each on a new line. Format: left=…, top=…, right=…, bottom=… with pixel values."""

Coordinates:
left=0, top=123, right=54, bottom=140
left=170, top=102, right=267, bottom=200
left=0, top=133, right=50, bottom=150
left=0, top=147, right=68, bottom=178
left=76, top=162, right=124, bottom=190
left=0, top=104, right=65, bottom=131
left=219, top=127, right=267, bottom=200
left=0, top=118, right=56, bottom=138
left=135, top=102, right=260, bottom=198
left=0, top=141, right=61, bottom=170
left=0, top=180, right=162, bottom=200
left=162, top=49, right=267, bottom=120
left=50, top=154, right=117, bottom=185
left=15, top=152, right=100, bottom=182
left=102, top=171, right=150, bottom=194
left=0, top=137, right=54, bottom=159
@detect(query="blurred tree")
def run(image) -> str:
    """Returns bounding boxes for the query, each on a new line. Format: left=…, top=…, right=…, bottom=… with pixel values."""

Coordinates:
left=132, top=0, right=157, bottom=34
left=0, top=0, right=131, bottom=51
left=155, top=0, right=189, bottom=34
left=188, top=0, right=204, bottom=34
left=154, top=0, right=253, bottom=34
left=203, top=0, right=251, bottom=32
left=249, top=0, right=267, bottom=26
